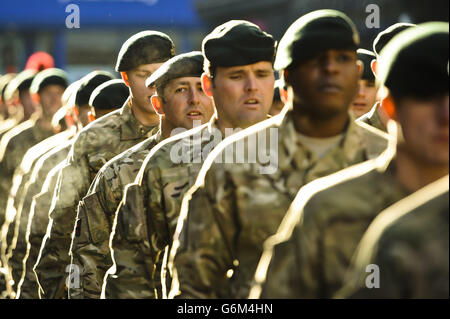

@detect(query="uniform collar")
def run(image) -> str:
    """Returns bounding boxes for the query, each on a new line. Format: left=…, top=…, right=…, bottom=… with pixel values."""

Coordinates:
left=119, top=100, right=159, bottom=141
left=280, top=110, right=376, bottom=168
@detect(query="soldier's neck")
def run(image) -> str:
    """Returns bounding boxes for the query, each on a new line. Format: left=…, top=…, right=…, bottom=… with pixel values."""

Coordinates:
left=130, top=100, right=160, bottom=127
left=395, top=148, right=449, bottom=193
left=161, top=120, right=178, bottom=140
left=292, top=106, right=349, bottom=138
left=37, top=116, right=55, bottom=132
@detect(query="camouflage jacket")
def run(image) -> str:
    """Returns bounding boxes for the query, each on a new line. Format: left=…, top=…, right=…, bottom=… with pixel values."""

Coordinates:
left=19, top=161, right=66, bottom=299
left=337, top=175, right=449, bottom=299
left=356, top=102, right=387, bottom=133
left=103, top=118, right=222, bottom=299
left=251, top=150, right=419, bottom=298
left=0, top=118, right=19, bottom=138
left=2, top=128, right=75, bottom=297
left=69, top=130, right=161, bottom=299
left=169, top=108, right=391, bottom=299
left=0, top=114, right=48, bottom=223
left=0, top=128, right=71, bottom=298
left=34, top=102, right=158, bottom=299
left=12, top=139, right=74, bottom=299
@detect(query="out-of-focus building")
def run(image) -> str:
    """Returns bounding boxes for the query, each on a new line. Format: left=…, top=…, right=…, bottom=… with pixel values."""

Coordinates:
left=1, top=0, right=448, bottom=81
left=0, top=0, right=205, bottom=81
left=194, top=0, right=449, bottom=51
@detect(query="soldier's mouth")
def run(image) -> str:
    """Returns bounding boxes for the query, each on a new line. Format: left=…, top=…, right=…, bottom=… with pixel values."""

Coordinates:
left=186, top=110, right=203, bottom=118
left=318, top=83, right=343, bottom=93
left=352, top=102, right=367, bottom=109
left=243, top=98, right=260, bottom=109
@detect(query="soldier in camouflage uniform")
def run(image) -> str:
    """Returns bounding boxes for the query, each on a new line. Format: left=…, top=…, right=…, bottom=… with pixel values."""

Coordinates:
left=33, top=31, right=175, bottom=299
left=1, top=70, right=37, bottom=138
left=337, top=175, right=448, bottom=299
left=15, top=79, right=126, bottom=299
left=1, top=80, right=84, bottom=298
left=357, top=23, right=416, bottom=132
left=6, top=72, right=116, bottom=299
left=0, top=69, right=68, bottom=297
left=350, top=49, right=378, bottom=119
left=99, top=21, right=277, bottom=299
left=250, top=22, right=449, bottom=299
left=4, top=70, right=38, bottom=124
left=68, top=51, right=214, bottom=299
left=0, top=69, right=68, bottom=223
left=167, top=10, right=391, bottom=299
left=0, top=73, right=21, bottom=132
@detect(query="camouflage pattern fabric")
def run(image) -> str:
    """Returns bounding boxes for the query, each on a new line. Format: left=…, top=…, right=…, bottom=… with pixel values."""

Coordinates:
left=356, top=102, right=387, bottom=133
left=34, top=102, right=158, bottom=299
left=168, top=107, right=391, bottom=299
left=69, top=131, right=161, bottom=299
left=337, top=175, right=449, bottom=299
left=103, top=118, right=222, bottom=299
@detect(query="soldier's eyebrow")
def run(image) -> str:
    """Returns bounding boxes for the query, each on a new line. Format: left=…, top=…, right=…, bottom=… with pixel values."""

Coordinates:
left=226, top=69, right=246, bottom=76
left=255, top=68, right=272, bottom=74
left=172, top=80, right=191, bottom=86
left=135, top=69, right=153, bottom=75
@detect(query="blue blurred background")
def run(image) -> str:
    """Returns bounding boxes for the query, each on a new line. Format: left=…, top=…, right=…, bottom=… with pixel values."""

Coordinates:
left=0, top=0, right=448, bottom=82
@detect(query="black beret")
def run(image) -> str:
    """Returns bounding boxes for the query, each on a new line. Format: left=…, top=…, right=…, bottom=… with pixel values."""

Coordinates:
left=202, top=20, right=276, bottom=70
left=146, top=51, right=204, bottom=90
left=357, top=48, right=376, bottom=81
left=115, top=31, right=175, bottom=72
left=30, top=68, right=68, bottom=94
left=373, top=23, right=416, bottom=56
left=3, top=70, right=36, bottom=101
left=75, top=71, right=115, bottom=107
left=275, top=9, right=359, bottom=71
left=62, top=80, right=83, bottom=107
left=0, top=73, right=17, bottom=102
left=378, top=22, right=449, bottom=99
left=89, top=79, right=129, bottom=110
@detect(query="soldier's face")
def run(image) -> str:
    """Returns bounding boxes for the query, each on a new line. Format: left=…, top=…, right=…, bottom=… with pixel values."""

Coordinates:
left=162, top=77, right=214, bottom=132
left=39, top=84, right=65, bottom=117
left=212, top=61, right=275, bottom=129
left=287, top=49, right=361, bottom=119
left=397, top=93, right=449, bottom=165
left=127, top=63, right=164, bottom=114
left=19, top=89, right=37, bottom=117
left=77, top=104, right=91, bottom=127
left=350, top=79, right=378, bottom=118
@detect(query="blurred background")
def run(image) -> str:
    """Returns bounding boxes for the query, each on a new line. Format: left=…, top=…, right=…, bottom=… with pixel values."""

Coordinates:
left=1, top=0, right=448, bottom=82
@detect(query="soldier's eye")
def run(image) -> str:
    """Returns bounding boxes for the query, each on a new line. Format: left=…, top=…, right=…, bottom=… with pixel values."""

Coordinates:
left=257, top=71, right=271, bottom=78
left=229, top=73, right=242, bottom=80
left=175, top=87, right=187, bottom=93
left=337, top=54, right=353, bottom=62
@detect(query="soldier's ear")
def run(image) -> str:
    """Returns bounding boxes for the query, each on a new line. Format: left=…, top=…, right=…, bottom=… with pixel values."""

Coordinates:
left=371, top=59, right=378, bottom=78
left=87, top=110, right=96, bottom=122
left=120, top=72, right=130, bottom=87
left=32, top=93, right=40, bottom=103
left=356, top=59, right=363, bottom=78
left=151, top=95, right=164, bottom=116
left=279, top=86, right=288, bottom=104
left=201, top=73, right=213, bottom=98
left=382, top=94, right=397, bottom=120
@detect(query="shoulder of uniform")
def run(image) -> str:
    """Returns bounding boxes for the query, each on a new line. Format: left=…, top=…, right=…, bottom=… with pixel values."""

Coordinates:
left=73, top=110, right=123, bottom=152
left=77, top=108, right=122, bottom=137
left=299, top=162, right=382, bottom=223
